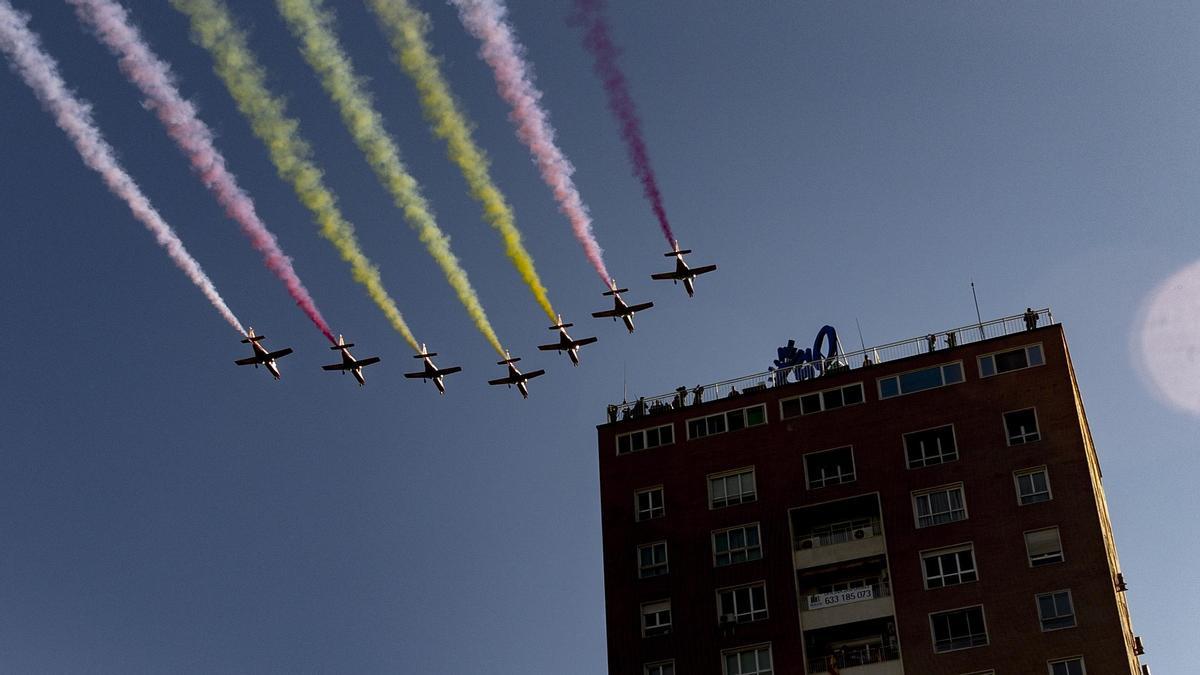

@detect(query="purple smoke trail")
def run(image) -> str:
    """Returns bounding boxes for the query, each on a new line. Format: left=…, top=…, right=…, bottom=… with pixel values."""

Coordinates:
left=452, top=0, right=611, bottom=285
left=0, top=0, right=245, bottom=335
left=70, top=0, right=336, bottom=344
left=573, top=0, right=674, bottom=246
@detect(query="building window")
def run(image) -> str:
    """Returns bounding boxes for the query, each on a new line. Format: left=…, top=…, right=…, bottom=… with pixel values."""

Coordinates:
left=1025, top=527, right=1064, bottom=566
left=805, top=446, right=856, bottom=489
left=722, top=644, right=773, bottom=675
left=644, top=661, right=674, bottom=675
left=1037, top=590, right=1077, bottom=631
left=878, top=361, right=964, bottom=399
left=1048, top=657, right=1085, bottom=675
left=713, top=523, right=763, bottom=567
left=913, top=484, right=967, bottom=528
left=1014, top=467, right=1052, bottom=505
left=979, top=343, right=1045, bottom=377
left=636, top=486, right=665, bottom=521
left=709, top=468, right=757, bottom=508
left=641, top=599, right=672, bottom=637
left=904, top=424, right=958, bottom=468
left=930, top=605, right=988, bottom=652
left=779, top=382, right=865, bottom=418
left=922, top=544, right=978, bottom=589
left=1004, top=408, right=1041, bottom=445
left=638, top=541, right=668, bottom=578
left=617, top=423, right=674, bottom=455
left=687, top=404, right=767, bottom=440
left=718, top=582, right=768, bottom=624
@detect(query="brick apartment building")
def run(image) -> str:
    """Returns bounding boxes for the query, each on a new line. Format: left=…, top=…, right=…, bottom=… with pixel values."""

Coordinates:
left=595, top=310, right=1145, bottom=675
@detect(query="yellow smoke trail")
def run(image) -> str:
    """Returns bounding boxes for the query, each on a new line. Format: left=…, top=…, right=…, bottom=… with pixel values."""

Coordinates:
left=276, top=0, right=504, bottom=357
left=171, top=0, right=420, bottom=350
left=368, top=0, right=557, bottom=323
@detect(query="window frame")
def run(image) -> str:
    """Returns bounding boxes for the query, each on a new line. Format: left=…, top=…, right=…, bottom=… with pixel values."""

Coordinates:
left=637, top=540, right=669, bottom=578
left=903, top=423, right=959, bottom=469
left=1014, top=466, right=1053, bottom=505
left=803, top=445, right=857, bottom=490
left=712, top=522, right=764, bottom=567
left=716, top=581, right=769, bottom=625
left=878, top=361, right=965, bottom=399
left=779, top=382, right=865, bottom=419
left=1047, top=656, right=1086, bottom=675
left=978, top=342, right=1045, bottom=378
left=641, top=598, right=673, bottom=638
left=928, top=604, right=990, bottom=653
left=686, top=404, right=768, bottom=440
left=1025, top=527, right=1065, bottom=567
left=920, top=542, right=979, bottom=590
left=721, top=643, right=774, bottom=675
left=708, top=467, right=758, bottom=509
left=616, top=423, right=675, bottom=455
left=635, top=485, right=665, bottom=521
left=912, top=483, right=968, bottom=529
left=1003, top=407, right=1042, bottom=446
left=1036, top=589, right=1077, bottom=632
left=644, top=661, right=675, bottom=675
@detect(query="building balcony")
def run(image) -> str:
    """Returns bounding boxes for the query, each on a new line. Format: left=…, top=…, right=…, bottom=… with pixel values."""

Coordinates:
left=800, top=583, right=894, bottom=631
left=793, top=519, right=884, bottom=569
left=806, top=643, right=902, bottom=675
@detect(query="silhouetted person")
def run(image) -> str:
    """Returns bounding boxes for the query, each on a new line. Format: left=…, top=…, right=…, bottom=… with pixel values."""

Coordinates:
left=607, top=404, right=618, bottom=423
left=727, top=385, right=740, bottom=398
left=635, top=397, right=646, bottom=418
left=926, top=333, right=937, bottom=353
left=691, top=385, right=705, bottom=406
left=1024, top=307, right=1038, bottom=330
left=945, top=331, right=957, bottom=348
left=674, top=386, right=688, bottom=409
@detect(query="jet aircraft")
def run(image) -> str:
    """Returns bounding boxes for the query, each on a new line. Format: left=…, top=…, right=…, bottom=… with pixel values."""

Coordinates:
left=233, top=327, right=293, bottom=380
left=650, top=240, right=717, bottom=297
left=487, top=352, right=545, bottom=398
left=320, top=335, right=381, bottom=386
left=591, top=279, right=653, bottom=333
left=403, top=343, right=462, bottom=394
left=537, top=315, right=598, bottom=366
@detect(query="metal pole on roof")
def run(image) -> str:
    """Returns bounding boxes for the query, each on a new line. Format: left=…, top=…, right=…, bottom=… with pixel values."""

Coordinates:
left=971, top=280, right=984, bottom=339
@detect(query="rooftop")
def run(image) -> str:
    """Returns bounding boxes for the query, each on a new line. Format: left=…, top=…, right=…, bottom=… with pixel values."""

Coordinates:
left=604, top=307, right=1054, bottom=423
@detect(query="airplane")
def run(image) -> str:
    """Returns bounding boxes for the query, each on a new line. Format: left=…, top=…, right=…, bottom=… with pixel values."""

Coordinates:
left=537, top=315, right=598, bottom=366
left=233, top=327, right=293, bottom=380
left=487, top=351, right=545, bottom=399
left=650, top=240, right=717, bottom=297
left=403, top=343, right=462, bottom=394
left=591, top=279, right=653, bottom=333
left=320, top=335, right=381, bottom=386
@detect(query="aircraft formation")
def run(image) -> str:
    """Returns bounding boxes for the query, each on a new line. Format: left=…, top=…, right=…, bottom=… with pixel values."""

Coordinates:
left=0, top=0, right=718, bottom=398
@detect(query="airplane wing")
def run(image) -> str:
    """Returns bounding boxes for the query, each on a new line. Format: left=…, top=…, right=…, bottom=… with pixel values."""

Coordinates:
left=691, top=264, right=717, bottom=276
left=234, top=356, right=263, bottom=366
left=488, top=375, right=519, bottom=386
left=537, top=343, right=561, bottom=351
left=435, top=366, right=462, bottom=376
left=524, top=369, right=546, bottom=380
left=266, top=347, right=294, bottom=360
left=403, top=371, right=429, bottom=379
left=592, top=309, right=621, bottom=318
left=651, top=271, right=683, bottom=281
left=571, top=336, right=599, bottom=348
left=355, top=357, right=382, bottom=368
left=627, top=302, right=654, bottom=313
left=322, top=363, right=351, bottom=371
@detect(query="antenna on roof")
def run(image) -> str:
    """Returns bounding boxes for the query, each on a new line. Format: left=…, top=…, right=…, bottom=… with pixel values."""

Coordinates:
left=855, top=318, right=867, bottom=353
left=971, top=280, right=984, bottom=339
left=622, top=360, right=627, bottom=404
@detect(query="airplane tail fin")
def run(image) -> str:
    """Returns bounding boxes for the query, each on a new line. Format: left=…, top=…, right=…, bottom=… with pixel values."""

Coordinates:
left=666, top=249, right=691, bottom=256
left=498, top=357, right=522, bottom=365
left=332, top=342, right=355, bottom=350
left=413, top=351, right=437, bottom=358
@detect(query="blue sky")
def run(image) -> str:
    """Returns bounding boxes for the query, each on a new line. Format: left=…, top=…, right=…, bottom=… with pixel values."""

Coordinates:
left=0, top=1, right=1194, bottom=672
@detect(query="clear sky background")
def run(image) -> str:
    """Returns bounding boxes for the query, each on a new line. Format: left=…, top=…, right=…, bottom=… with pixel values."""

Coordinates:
left=0, top=1, right=1193, bottom=672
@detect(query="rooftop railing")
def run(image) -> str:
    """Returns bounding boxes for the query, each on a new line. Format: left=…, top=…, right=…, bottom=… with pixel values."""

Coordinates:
left=605, top=308, right=1053, bottom=422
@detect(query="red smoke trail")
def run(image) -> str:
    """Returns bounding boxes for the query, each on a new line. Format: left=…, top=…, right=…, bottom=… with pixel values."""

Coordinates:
left=573, top=0, right=674, bottom=246
left=70, top=0, right=336, bottom=344
left=452, top=0, right=611, bottom=285
left=0, top=0, right=245, bottom=335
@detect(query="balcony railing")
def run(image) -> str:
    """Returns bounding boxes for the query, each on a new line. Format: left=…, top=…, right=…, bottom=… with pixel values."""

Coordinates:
left=794, top=519, right=882, bottom=551
left=804, top=581, right=891, bottom=611
left=807, top=643, right=900, bottom=674
left=605, top=308, right=1053, bottom=422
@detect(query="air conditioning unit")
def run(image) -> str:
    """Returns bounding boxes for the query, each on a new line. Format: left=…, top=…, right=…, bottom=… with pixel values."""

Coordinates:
left=799, top=536, right=821, bottom=549
left=852, top=527, right=874, bottom=540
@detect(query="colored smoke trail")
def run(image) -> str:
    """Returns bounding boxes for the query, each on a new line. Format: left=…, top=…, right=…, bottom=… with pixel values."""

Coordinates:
left=172, top=0, right=421, bottom=351
left=451, top=0, right=611, bottom=286
left=368, top=0, right=557, bottom=323
left=0, top=0, right=245, bottom=335
left=276, top=0, right=504, bottom=357
left=573, top=0, right=674, bottom=246
left=71, top=0, right=335, bottom=344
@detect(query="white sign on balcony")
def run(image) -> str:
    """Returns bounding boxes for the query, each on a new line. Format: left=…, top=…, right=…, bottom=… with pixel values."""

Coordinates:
left=807, top=586, right=875, bottom=610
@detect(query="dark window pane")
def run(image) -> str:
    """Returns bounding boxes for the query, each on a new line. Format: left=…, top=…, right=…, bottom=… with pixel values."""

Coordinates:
left=899, top=366, right=944, bottom=393
left=781, top=398, right=802, bottom=418
left=843, top=384, right=864, bottom=405
left=994, top=348, right=1029, bottom=373
left=824, top=388, right=844, bottom=409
